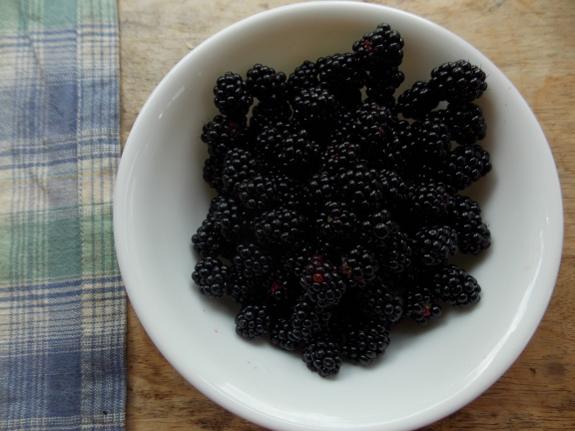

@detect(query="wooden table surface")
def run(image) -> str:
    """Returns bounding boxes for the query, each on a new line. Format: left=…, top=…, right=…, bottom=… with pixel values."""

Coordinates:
left=118, top=0, right=575, bottom=429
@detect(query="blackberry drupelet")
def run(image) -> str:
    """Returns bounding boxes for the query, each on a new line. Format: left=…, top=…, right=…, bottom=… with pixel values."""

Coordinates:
left=341, top=319, right=391, bottom=366
left=414, top=225, right=459, bottom=266
left=432, top=264, right=481, bottom=307
left=235, top=304, right=271, bottom=339
left=443, top=194, right=491, bottom=255
left=192, top=256, right=231, bottom=298
left=443, top=144, right=492, bottom=191
left=352, top=23, right=404, bottom=71
left=302, top=338, right=343, bottom=377
left=441, top=102, right=487, bottom=145
left=300, top=254, right=348, bottom=309
left=429, top=60, right=488, bottom=103
left=395, top=81, right=440, bottom=120
left=245, top=64, right=287, bottom=100
left=213, top=71, right=253, bottom=117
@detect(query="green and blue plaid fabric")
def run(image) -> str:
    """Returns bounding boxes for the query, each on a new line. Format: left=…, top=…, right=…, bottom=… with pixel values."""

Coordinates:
left=0, top=1, right=125, bottom=429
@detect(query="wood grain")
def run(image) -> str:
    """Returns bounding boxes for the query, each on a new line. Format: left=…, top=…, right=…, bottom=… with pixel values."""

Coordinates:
left=119, top=0, right=575, bottom=429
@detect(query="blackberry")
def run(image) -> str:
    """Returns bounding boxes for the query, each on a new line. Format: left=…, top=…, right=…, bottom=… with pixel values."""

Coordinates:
left=226, top=272, right=259, bottom=305
left=292, top=86, right=338, bottom=125
left=378, top=168, right=410, bottom=209
left=337, top=163, right=383, bottom=213
left=360, top=208, right=397, bottom=244
left=381, top=120, right=416, bottom=171
left=235, top=304, right=271, bottom=339
left=340, top=244, right=379, bottom=288
left=317, top=53, right=366, bottom=89
left=235, top=174, right=278, bottom=211
left=302, top=338, right=343, bottom=377
left=245, top=64, right=287, bottom=100
left=351, top=99, right=395, bottom=159
left=220, top=147, right=260, bottom=194
left=270, top=317, right=300, bottom=351
left=192, top=211, right=222, bottom=258
left=365, top=68, right=404, bottom=106
left=287, top=295, right=332, bottom=343
left=315, top=200, right=358, bottom=245
left=286, top=60, right=319, bottom=101
left=202, top=156, right=225, bottom=192
left=341, top=319, right=391, bottom=366
left=213, top=71, right=253, bottom=117
left=210, top=195, right=246, bottom=245
left=305, top=170, right=337, bottom=204
left=376, top=228, right=413, bottom=274
left=232, top=243, right=274, bottom=281
left=404, top=180, right=451, bottom=223
left=264, top=271, right=302, bottom=313
left=300, top=255, right=347, bottom=309
left=274, top=172, right=307, bottom=210
left=432, top=264, right=481, bottom=307
left=352, top=23, right=404, bottom=71
left=403, top=283, right=442, bottom=325
left=201, top=115, right=248, bottom=159
left=443, top=194, right=491, bottom=255
left=358, top=279, right=404, bottom=327
left=252, top=206, right=307, bottom=249
left=192, top=256, right=231, bottom=298
left=395, top=81, right=440, bottom=120
left=441, top=103, right=487, bottom=145
left=276, top=128, right=323, bottom=179
left=249, top=98, right=292, bottom=132
left=443, top=144, right=492, bottom=191
left=429, top=60, right=488, bottom=103
left=410, top=113, right=452, bottom=161
left=414, top=225, right=459, bottom=266
left=324, top=140, right=362, bottom=175
left=254, top=121, right=292, bottom=163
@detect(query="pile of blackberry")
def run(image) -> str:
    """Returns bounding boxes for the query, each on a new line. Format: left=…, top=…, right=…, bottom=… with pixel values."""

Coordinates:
left=192, top=23, right=491, bottom=378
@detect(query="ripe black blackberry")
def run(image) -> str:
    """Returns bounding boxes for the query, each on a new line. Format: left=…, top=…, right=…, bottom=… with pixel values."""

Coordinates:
left=358, top=278, right=404, bottom=327
left=432, top=264, right=481, bottom=307
left=365, top=67, right=404, bottom=106
left=302, top=337, right=343, bottom=378
left=381, top=120, right=416, bottom=171
left=292, top=86, right=338, bottom=125
left=404, top=180, right=451, bottom=223
left=213, top=71, right=253, bottom=117
left=395, top=81, right=440, bottom=120
left=441, top=102, right=487, bottom=145
left=235, top=304, right=271, bottom=339
left=286, top=60, right=319, bottom=100
left=192, top=256, right=231, bottom=298
left=226, top=271, right=259, bottom=306
left=351, top=99, right=395, bottom=160
left=378, top=168, right=410, bottom=209
left=337, top=163, right=383, bottom=213
left=340, top=244, right=379, bottom=288
left=300, top=254, right=348, bottom=309
left=341, top=319, right=391, bottom=366
left=252, top=206, right=307, bottom=249
left=414, top=225, right=459, bottom=266
left=254, top=121, right=291, bottom=163
left=429, top=60, right=488, bottom=103
left=359, top=208, right=397, bottom=245
left=376, top=228, right=413, bottom=274
left=352, top=23, right=404, bottom=71
left=315, top=200, right=358, bottom=245
left=192, top=215, right=221, bottom=258
left=220, top=147, right=260, bottom=194
left=249, top=98, right=292, bottom=132
left=317, top=53, right=366, bottom=89
left=270, top=317, right=299, bottom=351
left=276, top=128, right=324, bottom=179
left=235, top=174, right=278, bottom=212
left=403, top=283, right=442, bottom=326
left=232, top=243, right=274, bottom=282
left=287, top=295, right=332, bottom=344
left=443, top=144, right=492, bottom=191
left=323, top=140, right=362, bottom=176
left=201, top=115, right=248, bottom=159
left=245, top=64, right=287, bottom=100
left=202, top=156, right=225, bottom=192
left=305, top=170, right=337, bottom=204
left=443, top=194, right=491, bottom=255
left=411, top=113, right=452, bottom=161
left=264, top=271, right=302, bottom=313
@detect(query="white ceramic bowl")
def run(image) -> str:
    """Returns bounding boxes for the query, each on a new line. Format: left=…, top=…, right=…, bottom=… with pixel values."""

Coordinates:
left=114, top=2, right=563, bottom=430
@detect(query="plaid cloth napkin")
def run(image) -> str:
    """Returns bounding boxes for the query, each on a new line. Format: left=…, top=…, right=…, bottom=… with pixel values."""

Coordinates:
left=0, top=1, right=125, bottom=429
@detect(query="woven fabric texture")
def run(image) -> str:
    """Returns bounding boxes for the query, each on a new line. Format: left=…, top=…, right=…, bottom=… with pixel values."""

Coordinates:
left=0, top=0, right=125, bottom=429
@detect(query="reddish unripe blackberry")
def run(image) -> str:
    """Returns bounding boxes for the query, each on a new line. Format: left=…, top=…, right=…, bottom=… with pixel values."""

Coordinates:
left=302, top=339, right=343, bottom=377
left=341, top=319, right=391, bottom=366
left=429, top=60, right=488, bottom=103
left=201, top=115, right=248, bottom=159
left=246, top=64, right=287, bottom=100
left=443, top=144, right=492, bottom=191
left=235, top=304, right=271, bottom=339
left=441, top=102, right=487, bottom=145
left=192, top=256, right=231, bottom=298
left=300, top=255, right=348, bottom=309
left=352, top=23, right=404, bottom=71
left=432, top=264, right=481, bottom=307
left=414, top=225, right=459, bottom=266
left=213, top=71, right=253, bottom=117
left=395, top=81, right=440, bottom=120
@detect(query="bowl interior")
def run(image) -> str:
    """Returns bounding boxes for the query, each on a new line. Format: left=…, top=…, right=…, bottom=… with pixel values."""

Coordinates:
left=114, top=2, right=563, bottom=430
